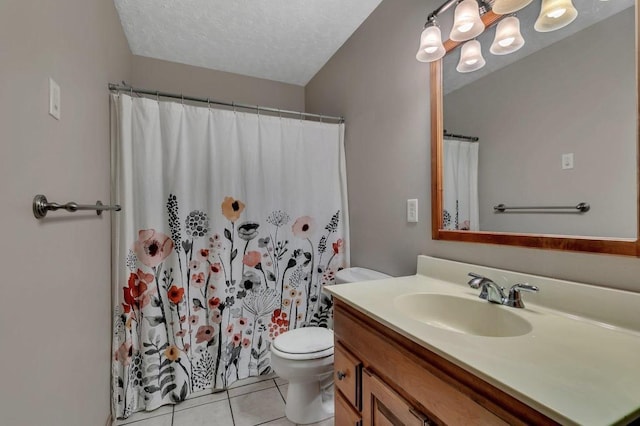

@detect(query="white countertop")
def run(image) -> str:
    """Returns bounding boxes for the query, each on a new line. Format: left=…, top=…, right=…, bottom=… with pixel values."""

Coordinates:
left=324, top=256, right=640, bottom=425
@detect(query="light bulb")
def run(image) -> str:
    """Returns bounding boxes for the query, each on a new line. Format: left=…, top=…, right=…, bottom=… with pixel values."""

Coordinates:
left=450, top=0, right=485, bottom=42
left=535, top=0, right=577, bottom=32
left=492, top=0, right=534, bottom=14
left=490, top=16, right=525, bottom=55
left=547, top=7, right=566, bottom=18
left=457, top=22, right=474, bottom=33
left=498, top=37, right=515, bottom=47
left=416, top=25, right=445, bottom=62
left=457, top=40, right=485, bottom=73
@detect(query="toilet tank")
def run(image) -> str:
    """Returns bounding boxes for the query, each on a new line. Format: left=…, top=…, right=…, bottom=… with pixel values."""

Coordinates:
left=334, top=267, right=391, bottom=284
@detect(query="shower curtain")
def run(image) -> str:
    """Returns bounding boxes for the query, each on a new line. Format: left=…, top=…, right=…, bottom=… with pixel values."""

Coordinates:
left=110, top=94, right=349, bottom=419
left=443, top=138, right=479, bottom=231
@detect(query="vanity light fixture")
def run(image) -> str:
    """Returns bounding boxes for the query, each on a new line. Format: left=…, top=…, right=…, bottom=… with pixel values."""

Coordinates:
left=416, top=20, right=446, bottom=62
left=490, top=16, right=525, bottom=55
left=491, top=0, right=533, bottom=15
left=450, top=0, right=486, bottom=41
left=457, top=40, right=486, bottom=73
left=534, top=0, right=578, bottom=32
left=415, top=0, right=578, bottom=71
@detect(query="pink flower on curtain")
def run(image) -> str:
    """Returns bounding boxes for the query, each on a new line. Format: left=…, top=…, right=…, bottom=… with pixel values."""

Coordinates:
left=115, top=341, right=133, bottom=366
left=191, top=272, right=206, bottom=288
left=197, top=249, right=210, bottom=261
left=242, top=251, right=261, bottom=268
left=195, top=326, right=215, bottom=344
left=133, top=229, right=174, bottom=268
left=292, top=216, right=315, bottom=239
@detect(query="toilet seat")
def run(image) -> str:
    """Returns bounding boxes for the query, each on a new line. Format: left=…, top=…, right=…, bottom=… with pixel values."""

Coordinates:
left=272, top=327, right=334, bottom=360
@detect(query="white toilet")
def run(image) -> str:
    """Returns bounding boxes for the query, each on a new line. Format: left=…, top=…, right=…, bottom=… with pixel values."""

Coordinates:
left=270, top=267, right=391, bottom=424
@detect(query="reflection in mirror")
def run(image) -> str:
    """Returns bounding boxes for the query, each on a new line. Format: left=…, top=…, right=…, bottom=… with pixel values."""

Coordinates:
left=441, top=1, right=636, bottom=238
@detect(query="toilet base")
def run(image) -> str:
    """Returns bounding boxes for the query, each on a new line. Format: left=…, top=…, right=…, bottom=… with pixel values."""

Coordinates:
left=284, top=379, right=334, bottom=424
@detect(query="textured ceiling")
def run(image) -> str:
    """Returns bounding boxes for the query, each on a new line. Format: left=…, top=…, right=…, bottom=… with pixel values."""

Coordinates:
left=114, top=0, right=383, bottom=86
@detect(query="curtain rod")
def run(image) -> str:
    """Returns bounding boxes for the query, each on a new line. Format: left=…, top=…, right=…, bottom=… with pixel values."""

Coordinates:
left=108, top=82, right=345, bottom=124
left=444, top=130, right=479, bottom=142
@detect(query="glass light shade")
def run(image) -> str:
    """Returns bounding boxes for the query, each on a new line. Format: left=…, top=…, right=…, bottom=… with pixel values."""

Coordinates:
left=492, top=0, right=534, bottom=14
left=456, top=40, right=486, bottom=73
left=450, top=0, right=485, bottom=42
left=416, top=25, right=446, bottom=62
left=490, top=16, right=525, bottom=55
left=534, top=0, right=578, bottom=32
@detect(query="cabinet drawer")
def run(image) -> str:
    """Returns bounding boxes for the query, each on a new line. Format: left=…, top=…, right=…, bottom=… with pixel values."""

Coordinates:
left=336, top=388, right=363, bottom=426
left=334, top=342, right=363, bottom=410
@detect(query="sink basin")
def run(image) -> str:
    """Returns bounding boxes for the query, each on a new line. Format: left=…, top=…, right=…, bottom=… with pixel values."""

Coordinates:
left=394, top=293, right=532, bottom=337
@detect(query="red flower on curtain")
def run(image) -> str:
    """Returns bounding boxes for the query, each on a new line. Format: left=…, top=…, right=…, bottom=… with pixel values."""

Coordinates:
left=332, top=238, right=343, bottom=254
left=123, top=269, right=153, bottom=312
left=133, top=229, right=174, bottom=268
left=167, top=286, right=185, bottom=304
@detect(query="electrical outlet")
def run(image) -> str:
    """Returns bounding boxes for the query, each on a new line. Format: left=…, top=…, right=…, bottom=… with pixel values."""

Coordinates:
left=562, top=153, right=574, bottom=170
left=49, top=78, right=61, bottom=120
left=407, top=199, right=418, bottom=223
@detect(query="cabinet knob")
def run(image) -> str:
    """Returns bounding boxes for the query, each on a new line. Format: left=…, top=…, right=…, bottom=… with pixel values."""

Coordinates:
left=336, top=370, right=346, bottom=380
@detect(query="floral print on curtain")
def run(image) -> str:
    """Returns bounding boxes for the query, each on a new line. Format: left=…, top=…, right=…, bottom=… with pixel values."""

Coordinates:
left=112, top=194, right=344, bottom=419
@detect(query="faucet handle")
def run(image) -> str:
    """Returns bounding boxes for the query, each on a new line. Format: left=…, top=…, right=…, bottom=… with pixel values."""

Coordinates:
left=467, top=272, right=486, bottom=289
left=507, top=283, right=539, bottom=308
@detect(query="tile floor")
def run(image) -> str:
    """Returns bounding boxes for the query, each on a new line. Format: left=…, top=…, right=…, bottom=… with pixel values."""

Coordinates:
left=114, top=375, right=334, bottom=426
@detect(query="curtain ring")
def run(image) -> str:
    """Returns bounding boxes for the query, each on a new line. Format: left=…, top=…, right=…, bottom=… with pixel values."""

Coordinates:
left=130, top=86, right=133, bottom=97
left=256, top=105, right=260, bottom=117
left=207, top=98, right=210, bottom=110
left=320, top=114, right=324, bottom=123
left=232, top=102, right=236, bottom=113
left=279, top=109, right=282, bottom=119
left=181, top=94, right=184, bottom=105
left=156, top=91, right=159, bottom=102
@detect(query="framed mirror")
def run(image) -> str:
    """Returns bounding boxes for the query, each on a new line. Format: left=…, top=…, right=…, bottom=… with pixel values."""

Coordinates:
left=431, top=0, right=640, bottom=256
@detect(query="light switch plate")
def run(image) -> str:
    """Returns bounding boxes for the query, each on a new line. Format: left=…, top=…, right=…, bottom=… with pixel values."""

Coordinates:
left=562, top=153, right=574, bottom=170
left=407, top=199, right=418, bottom=223
left=49, top=78, right=61, bottom=120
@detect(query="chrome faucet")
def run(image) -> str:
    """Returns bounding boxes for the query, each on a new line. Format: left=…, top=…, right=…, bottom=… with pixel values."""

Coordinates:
left=467, top=273, right=539, bottom=308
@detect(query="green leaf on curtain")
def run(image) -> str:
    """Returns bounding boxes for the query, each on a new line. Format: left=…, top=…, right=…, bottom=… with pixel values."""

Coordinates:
left=144, top=348, right=159, bottom=356
left=146, top=364, right=160, bottom=373
left=160, top=375, right=173, bottom=388
left=231, top=248, right=238, bottom=261
left=179, top=382, right=188, bottom=400
left=146, top=316, right=166, bottom=327
left=161, top=383, right=177, bottom=398
left=267, top=272, right=276, bottom=282
left=224, top=228, right=232, bottom=241
left=144, top=385, right=160, bottom=394
left=193, top=299, right=203, bottom=309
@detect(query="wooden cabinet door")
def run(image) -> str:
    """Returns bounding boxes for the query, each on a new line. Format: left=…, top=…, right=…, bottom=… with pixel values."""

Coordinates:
left=334, top=343, right=363, bottom=410
left=362, top=369, right=433, bottom=426
left=336, top=388, right=363, bottom=426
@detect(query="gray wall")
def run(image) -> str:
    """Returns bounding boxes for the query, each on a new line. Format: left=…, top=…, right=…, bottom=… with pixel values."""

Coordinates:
left=306, top=0, right=640, bottom=293
left=445, top=10, right=636, bottom=238
left=132, top=56, right=305, bottom=111
left=0, top=0, right=131, bottom=425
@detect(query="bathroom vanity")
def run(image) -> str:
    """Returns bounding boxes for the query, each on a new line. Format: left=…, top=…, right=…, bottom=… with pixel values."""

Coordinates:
left=325, top=256, right=640, bottom=425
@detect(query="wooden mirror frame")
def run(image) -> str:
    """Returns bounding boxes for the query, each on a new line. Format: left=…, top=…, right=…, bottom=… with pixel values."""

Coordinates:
left=430, top=9, right=640, bottom=256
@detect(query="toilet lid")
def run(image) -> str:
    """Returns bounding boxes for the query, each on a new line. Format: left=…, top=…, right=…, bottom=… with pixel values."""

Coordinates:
left=272, top=327, right=334, bottom=355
